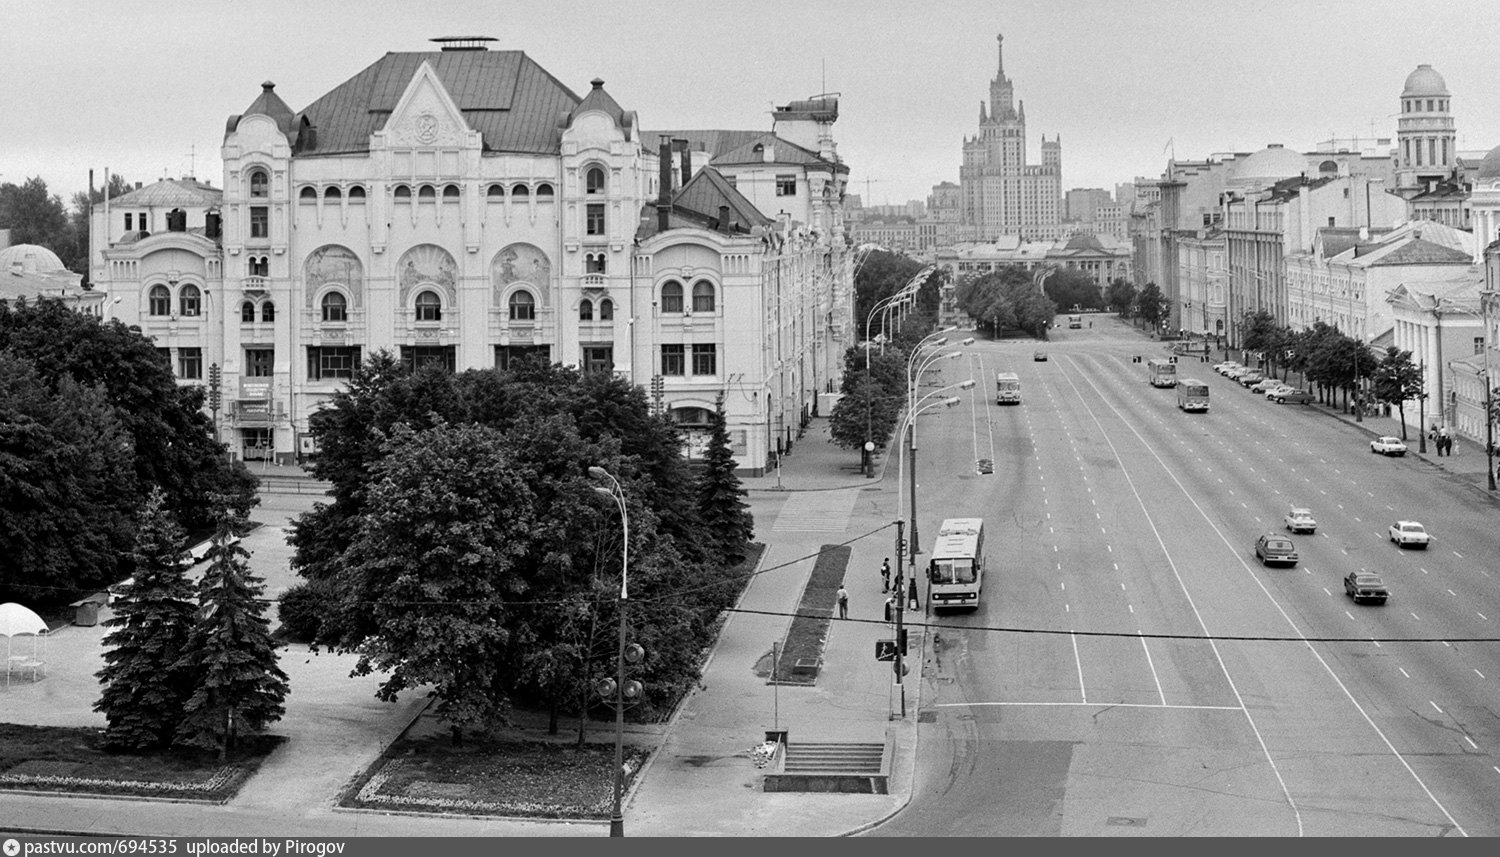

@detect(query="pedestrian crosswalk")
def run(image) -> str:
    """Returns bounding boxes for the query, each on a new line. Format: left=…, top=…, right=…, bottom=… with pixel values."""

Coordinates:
left=772, top=489, right=857, bottom=532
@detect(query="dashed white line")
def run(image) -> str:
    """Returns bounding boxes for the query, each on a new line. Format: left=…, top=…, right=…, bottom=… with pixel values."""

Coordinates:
left=1323, top=587, right=1332, bottom=596
left=1479, top=612, right=1489, bottom=621
left=1477, top=669, right=1487, bottom=679
left=1465, top=736, right=1478, bottom=749
left=1399, top=668, right=1411, bottom=678
left=1128, top=604, right=1135, bottom=614
left=1140, top=634, right=1167, bottom=706
left=1453, top=551, right=1464, bottom=559
left=1412, top=612, right=1421, bottom=620
left=1345, top=610, right=1355, bottom=620
left=1430, top=701, right=1444, bottom=714
left=1448, top=589, right=1457, bottom=597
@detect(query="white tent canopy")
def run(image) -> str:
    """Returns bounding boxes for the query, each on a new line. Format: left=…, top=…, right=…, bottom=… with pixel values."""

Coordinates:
left=1, top=602, right=49, bottom=685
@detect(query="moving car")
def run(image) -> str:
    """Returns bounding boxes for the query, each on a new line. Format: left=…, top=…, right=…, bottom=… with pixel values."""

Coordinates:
left=1238, top=371, right=1266, bottom=387
left=1389, top=520, right=1430, bottom=548
left=1344, top=571, right=1390, bottom=604
left=1033, top=351, right=1048, bottom=362
left=1371, top=436, right=1408, bottom=456
left=1284, top=507, right=1317, bottom=534
left=1254, top=533, right=1299, bottom=566
left=1272, top=389, right=1316, bottom=405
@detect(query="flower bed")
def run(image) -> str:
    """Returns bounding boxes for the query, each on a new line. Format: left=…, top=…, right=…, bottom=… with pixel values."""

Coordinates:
left=772, top=544, right=850, bottom=684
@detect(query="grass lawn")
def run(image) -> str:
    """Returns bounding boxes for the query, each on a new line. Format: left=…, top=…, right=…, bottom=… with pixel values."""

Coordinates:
left=772, top=544, right=850, bottom=684
left=0, top=723, right=282, bottom=802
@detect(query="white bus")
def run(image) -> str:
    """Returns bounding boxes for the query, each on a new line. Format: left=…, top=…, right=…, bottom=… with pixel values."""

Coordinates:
left=995, top=372, right=1021, bottom=405
left=1146, top=358, right=1177, bottom=388
left=1067, top=314, right=1083, bottom=329
left=1177, top=379, right=1209, bottom=412
left=929, top=518, right=985, bottom=611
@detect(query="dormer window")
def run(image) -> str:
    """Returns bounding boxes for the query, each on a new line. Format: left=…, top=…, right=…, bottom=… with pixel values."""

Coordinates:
left=250, top=169, right=268, bottom=198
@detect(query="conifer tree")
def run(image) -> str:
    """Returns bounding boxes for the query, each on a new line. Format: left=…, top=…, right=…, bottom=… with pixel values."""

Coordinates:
left=175, top=501, right=289, bottom=757
left=94, top=487, right=198, bottom=749
left=696, top=391, right=754, bottom=565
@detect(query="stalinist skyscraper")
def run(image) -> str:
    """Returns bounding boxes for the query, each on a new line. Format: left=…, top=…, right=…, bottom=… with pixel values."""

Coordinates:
left=959, top=33, right=1062, bottom=241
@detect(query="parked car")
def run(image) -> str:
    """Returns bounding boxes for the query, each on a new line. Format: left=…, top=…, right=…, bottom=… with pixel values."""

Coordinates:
left=1284, top=507, right=1317, bottom=534
left=1389, top=520, right=1430, bottom=548
left=1344, top=571, right=1390, bottom=604
left=1238, top=371, right=1266, bottom=387
left=1273, top=388, right=1316, bottom=405
left=1371, top=436, right=1408, bottom=456
left=1254, top=533, right=1299, bottom=566
left=1213, top=361, right=1239, bottom=375
left=1251, top=378, right=1283, bottom=393
left=1225, top=366, right=1251, bottom=380
left=1033, top=351, right=1048, bottom=362
left=1262, top=383, right=1293, bottom=398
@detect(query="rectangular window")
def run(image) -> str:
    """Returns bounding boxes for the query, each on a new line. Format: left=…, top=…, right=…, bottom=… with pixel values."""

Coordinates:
left=495, top=344, right=550, bottom=371
left=138, top=212, right=148, bottom=232
left=400, top=345, right=456, bottom=373
left=776, top=174, right=796, bottom=196
left=1477, top=337, right=1486, bottom=356
left=245, top=348, right=274, bottom=377
left=582, top=345, right=613, bottom=374
left=1429, top=138, right=1437, bottom=166
left=307, top=346, right=361, bottom=380
left=155, top=347, right=171, bottom=367
left=125, top=213, right=133, bottom=230
left=661, top=344, right=685, bottom=376
left=178, top=347, right=203, bottom=380
left=250, top=206, right=269, bottom=238
left=586, top=203, right=605, bottom=236
left=725, top=175, right=737, bottom=188
left=691, top=343, right=717, bottom=376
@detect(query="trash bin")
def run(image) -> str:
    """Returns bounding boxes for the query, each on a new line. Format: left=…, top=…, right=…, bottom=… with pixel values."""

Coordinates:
left=70, top=593, right=108, bottom=626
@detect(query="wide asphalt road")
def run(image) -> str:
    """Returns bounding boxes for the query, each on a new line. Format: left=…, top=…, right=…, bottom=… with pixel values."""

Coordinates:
left=868, top=314, right=1498, bottom=836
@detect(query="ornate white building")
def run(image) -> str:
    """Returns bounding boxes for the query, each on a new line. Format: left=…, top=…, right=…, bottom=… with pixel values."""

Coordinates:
left=90, top=38, right=852, bottom=474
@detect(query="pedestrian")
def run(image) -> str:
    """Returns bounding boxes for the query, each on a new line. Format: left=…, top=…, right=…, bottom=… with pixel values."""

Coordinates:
left=880, top=557, right=891, bottom=593
left=883, top=595, right=895, bottom=622
left=907, top=576, right=920, bottom=611
left=1439, top=427, right=1450, bottom=456
left=836, top=585, right=849, bottom=619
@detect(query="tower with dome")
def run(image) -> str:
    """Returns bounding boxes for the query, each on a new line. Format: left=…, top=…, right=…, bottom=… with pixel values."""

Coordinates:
left=1395, top=64, right=1457, bottom=197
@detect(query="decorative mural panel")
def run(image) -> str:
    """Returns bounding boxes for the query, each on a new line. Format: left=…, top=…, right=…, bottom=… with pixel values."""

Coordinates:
left=491, top=243, right=551, bottom=307
left=304, top=245, right=363, bottom=308
left=397, top=244, right=458, bottom=305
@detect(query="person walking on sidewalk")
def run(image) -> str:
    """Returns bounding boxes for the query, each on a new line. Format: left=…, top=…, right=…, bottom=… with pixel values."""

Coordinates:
left=1439, top=426, right=1452, bottom=456
left=907, top=576, right=920, bottom=611
left=836, top=585, right=849, bottom=619
left=880, top=557, right=891, bottom=593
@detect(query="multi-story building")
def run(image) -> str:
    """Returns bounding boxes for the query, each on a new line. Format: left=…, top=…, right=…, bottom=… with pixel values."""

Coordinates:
left=1177, top=228, right=1228, bottom=339
left=1390, top=280, right=1486, bottom=436
left=959, top=34, right=1062, bottom=242
left=90, top=39, right=852, bottom=474
left=935, top=233, right=1131, bottom=293
left=1395, top=65, right=1458, bottom=198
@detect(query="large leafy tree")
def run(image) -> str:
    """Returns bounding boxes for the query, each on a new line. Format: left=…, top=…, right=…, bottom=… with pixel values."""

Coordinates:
left=854, top=250, right=928, bottom=337
left=829, top=370, right=899, bottom=455
left=1105, top=278, right=1137, bottom=316
left=955, top=266, right=1056, bottom=339
left=0, top=177, right=70, bottom=263
left=94, top=487, right=198, bottom=750
left=1374, top=346, right=1424, bottom=438
left=1136, top=282, right=1170, bottom=330
left=175, top=502, right=289, bottom=758
left=1042, top=268, right=1105, bottom=312
left=0, top=352, right=137, bottom=600
left=696, top=391, right=754, bottom=566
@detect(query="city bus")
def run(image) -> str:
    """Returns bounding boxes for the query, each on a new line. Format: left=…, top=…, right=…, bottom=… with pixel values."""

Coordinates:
left=1067, top=314, right=1083, bottom=329
left=928, top=518, right=985, bottom=611
left=995, top=371, right=1021, bottom=404
left=1177, top=379, right=1210, bottom=412
left=1146, top=358, right=1177, bottom=388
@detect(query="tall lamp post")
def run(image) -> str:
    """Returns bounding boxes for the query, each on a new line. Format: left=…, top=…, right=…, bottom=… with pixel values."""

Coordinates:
left=905, top=331, right=972, bottom=549
left=589, top=465, right=641, bottom=838
left=862, top=292, right=913, bottom=477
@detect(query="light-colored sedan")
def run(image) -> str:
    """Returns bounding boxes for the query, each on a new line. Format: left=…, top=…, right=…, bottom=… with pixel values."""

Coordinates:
left=1284, top=508, right=1317, bottom=534
left=1371, top=436, right=1408, bottom=456
left=1389, top=520, right=1430, bottom=548
left=1214, top=361, right=1241, bottom=375
left=1238, top=371, right=1266, bottom=387
left=1263, top=383, right=1295, bottom=399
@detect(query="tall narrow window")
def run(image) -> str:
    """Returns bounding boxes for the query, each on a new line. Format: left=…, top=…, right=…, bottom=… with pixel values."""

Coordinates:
left=586, top=167, right=606, bottom=194
left=691, top=343, right=717, bottom=376
left=149, top=285, right=170, bottom=316
left=241, top=301, right=256, bottom=323
left=245, top=348, right=274, bottom=377
left=250, top=169, right=268, bottom=198
left=178, top=347, right=203, bottom=380
left=261, top=301, right=275, bottom=323
left=580, top=299, right=594, bottom=321
left=661, top=345, right=685, bottom=376
left=179, top=285, right=201, bottom=317
left=321, top=292, right=347, bottom=323
left=415, top=290, right=442, bottom=322
left=508, top=290, right=536, bottom=321
left=250, top=206, right=269, bottom=238
left=125, top=213, right=133, bottom=230
left=586, top=203, right=605, bottom=236
left=692, top=280, right=715, bottom=313
left=660, top=281, right=684, bottom=313
left=599, top=299, right=614, bottom=321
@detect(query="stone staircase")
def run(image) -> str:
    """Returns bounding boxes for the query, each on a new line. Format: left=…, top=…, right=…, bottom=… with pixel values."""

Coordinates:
left=763, top=739, right=890, bottom=794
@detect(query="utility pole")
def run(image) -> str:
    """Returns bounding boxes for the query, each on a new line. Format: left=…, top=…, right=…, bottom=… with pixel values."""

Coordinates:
left=892, top=519, right=906, bottom=719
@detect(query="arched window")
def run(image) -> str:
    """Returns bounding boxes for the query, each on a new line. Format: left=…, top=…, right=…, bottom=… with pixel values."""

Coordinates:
left=415, top=290, right=442, bottom=322
left=394, top=184, right=411, bottom=201
left=418, top=185, right=436, bottom=201
left=348, top=185, right=366, bottom=203
left=241, top=301, right=256, bottom=323
left=661, top=281, right=684, bottom=313
left=536, top=183, right=554, bottom=199
left=179, top=285, right=202, bottom=317
left=599, top=298, right=614, bottom=321
left=580, top=299, right=594, bottom=321
left=250, top=169, right=268, bottom=198
left=511, top=184, right=530, bottom=199
left=586, top=166, right=606, bottom=194
left=487, top=184, right=505, bottom=199
left=299, top=186, right=318, bottom=202
left=261, top=301, right=275, bottom=323
left=508, top=290, right=536, bottom=321
left=325, top=186, right=342, bottom=202
left=692, top=280, right=715, bottom=313
left=442, top=184, right=460, bottom=200
left=321, top=292, right=348, bottom=323
left=149, top=285, right=170, bottom=316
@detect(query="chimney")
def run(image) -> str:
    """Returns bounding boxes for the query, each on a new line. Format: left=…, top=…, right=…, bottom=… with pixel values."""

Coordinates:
left=678, top=140, right=692, bottom=185
left=718, top=205, right=731, bottom=234
left=657, top=136, right=672, bottom=231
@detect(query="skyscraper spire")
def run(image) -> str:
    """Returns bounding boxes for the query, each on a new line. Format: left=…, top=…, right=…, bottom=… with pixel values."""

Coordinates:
left=997, top=33, right=1004, bottom=78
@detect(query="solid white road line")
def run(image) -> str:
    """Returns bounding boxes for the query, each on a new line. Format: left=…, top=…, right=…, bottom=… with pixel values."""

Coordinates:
left=1071, top=632, right=1086, bottom=704
left=1140, top=634, right=1167, bottom=706
left=933, top=701, right=1243, bottom=711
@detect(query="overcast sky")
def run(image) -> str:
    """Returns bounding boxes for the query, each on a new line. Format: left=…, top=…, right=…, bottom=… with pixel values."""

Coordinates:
left=5, top=0, right=1500, bottom=209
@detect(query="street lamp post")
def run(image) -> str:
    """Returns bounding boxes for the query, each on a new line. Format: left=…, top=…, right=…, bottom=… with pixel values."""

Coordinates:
left=1433, top=295, right=1497, bottom=491
left=589, top=466, right=634, bottom=838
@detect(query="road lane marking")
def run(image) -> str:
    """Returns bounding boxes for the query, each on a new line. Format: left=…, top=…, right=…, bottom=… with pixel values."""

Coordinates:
left=1448, top=590, right=1456, bottom=597
left=1465, top=736, right=1478, bottom=749
left=1453, top=551, right=1464, bottom=558
left=1412, top=612, right=1421, bottom=620
left=1323, top=587, right=1331, bottom=596
left=1345, top=610, right=1355, bottom=620
left=1140, top=634, right=1167, bottom=706
left=1060, top=581, right=1065, bottom=590
left=1128, top=604, right=1134, bottom=613
left=1430, top=701, right=1444, bottom=714
left=1399, top=668, right=1410, bottom=678
left=933, top=701, right=1243, bottom=711
left=1477, top=669, right=1487, bottom=679
left=1479, top=612, right=1489, bottom=621
left=1071, top=632, right=1086, bottom=704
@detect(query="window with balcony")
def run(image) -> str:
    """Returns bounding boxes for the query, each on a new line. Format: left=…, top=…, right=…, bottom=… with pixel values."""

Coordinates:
left=586, top=167, right=606, bottom=194
left=250, top=206, right=269, bottom=238
left=179, top=285, right=201, bottom=317
left=245, top=348, right=274, bottom=377
left=661, top=344, right=685, bottom=376
left=321, top=292, right=348, bottom=323
left=586, top=203, right=605, bottom=236
left=249, top=256, right=269, bottom=277
left=241, top=301, right=256, bottom=323
left=692, top=280, right=715, bottom=313
left=660, top=280, right=683, bottom=313
left=307, top=346, right=361, bottom=380
left=585, top=253, right=607, bottom=274
left=149, top=285, right=171, bottom=317
left=250, top=169, right=268, bottom=198
left=508, top=290, right=536, bottom=321
left=691, top=343, right=717, bottom=376
left=178, top=347, right=203, bottom=380
left=415, top=290, right=442, bottom=322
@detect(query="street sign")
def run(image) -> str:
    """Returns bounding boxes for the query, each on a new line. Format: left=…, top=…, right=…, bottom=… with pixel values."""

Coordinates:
left=875, top=639, right=897, bottom=662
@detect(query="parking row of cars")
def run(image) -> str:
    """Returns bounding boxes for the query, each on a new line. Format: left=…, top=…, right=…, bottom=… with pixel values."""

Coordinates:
left=1212, top=361, right=1316, bottom=404
left=1249, top=508, right=1432, bottom=606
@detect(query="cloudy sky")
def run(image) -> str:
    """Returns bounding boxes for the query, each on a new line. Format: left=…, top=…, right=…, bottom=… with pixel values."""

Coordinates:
left=5, top=0, right=1499, bottom=208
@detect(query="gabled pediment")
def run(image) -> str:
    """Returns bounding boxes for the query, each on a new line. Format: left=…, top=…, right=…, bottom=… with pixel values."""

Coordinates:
left=374, top=61, right=479, bottom=150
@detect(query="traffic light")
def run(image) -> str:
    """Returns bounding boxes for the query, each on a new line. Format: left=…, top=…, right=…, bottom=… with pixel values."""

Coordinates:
left=896, top=537, right=907, bottom=556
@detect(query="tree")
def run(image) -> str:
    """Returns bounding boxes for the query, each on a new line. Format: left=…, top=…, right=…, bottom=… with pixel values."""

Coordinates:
left=854, top=250, right=928, bottom=336
left=1136, top=282, right=1170, bottom=330
left=175, top=502, right=289, bottom=758
left=1105, top=278, right=1137, bottom=317
left=94, top=487, right=198, bottom=750
left=1042, top=268, right=1104, bottom=312
left=0, top=177, right=70, bottom=264
left=829, top=370, right=898, bottom=456
left=696, top=392, right=754, bottom=566
left=954, top=266, right=1055, bottom=339
left=1374, top=346, right=1423, bottom=438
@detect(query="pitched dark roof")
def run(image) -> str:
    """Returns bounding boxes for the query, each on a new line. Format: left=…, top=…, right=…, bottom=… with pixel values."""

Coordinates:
left=643, top=130, right=765, bottom=159
left=569, top=78, right=631, bottom=136
left=106, top=178, right=223, bottom=209
left=1366, top=237, right=1473, bottom=266
left=235, top=82, right=297, bottom=136
left=636, top=167, right=772, bottom=240
left=294, top=51, right=583, bottom=156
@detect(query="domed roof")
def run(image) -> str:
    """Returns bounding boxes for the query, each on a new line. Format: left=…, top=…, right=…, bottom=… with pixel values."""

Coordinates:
left=1477, top=144, right=1500, bottom=181
left=1229, top=144, right=1307, bottom=185
left=1402, top=64, right=1449, bottom=97
left=0, top=243, right=66, bottom=274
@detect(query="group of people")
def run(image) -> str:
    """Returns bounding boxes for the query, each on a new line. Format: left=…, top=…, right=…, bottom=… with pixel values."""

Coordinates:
left=834, top=556, right=918, bottom=620
left=1429, top=424, right=1455, bottom=457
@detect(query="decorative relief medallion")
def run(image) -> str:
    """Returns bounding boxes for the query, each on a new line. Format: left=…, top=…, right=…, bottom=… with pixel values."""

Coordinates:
left=414, top=113, right=439, bottom=144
